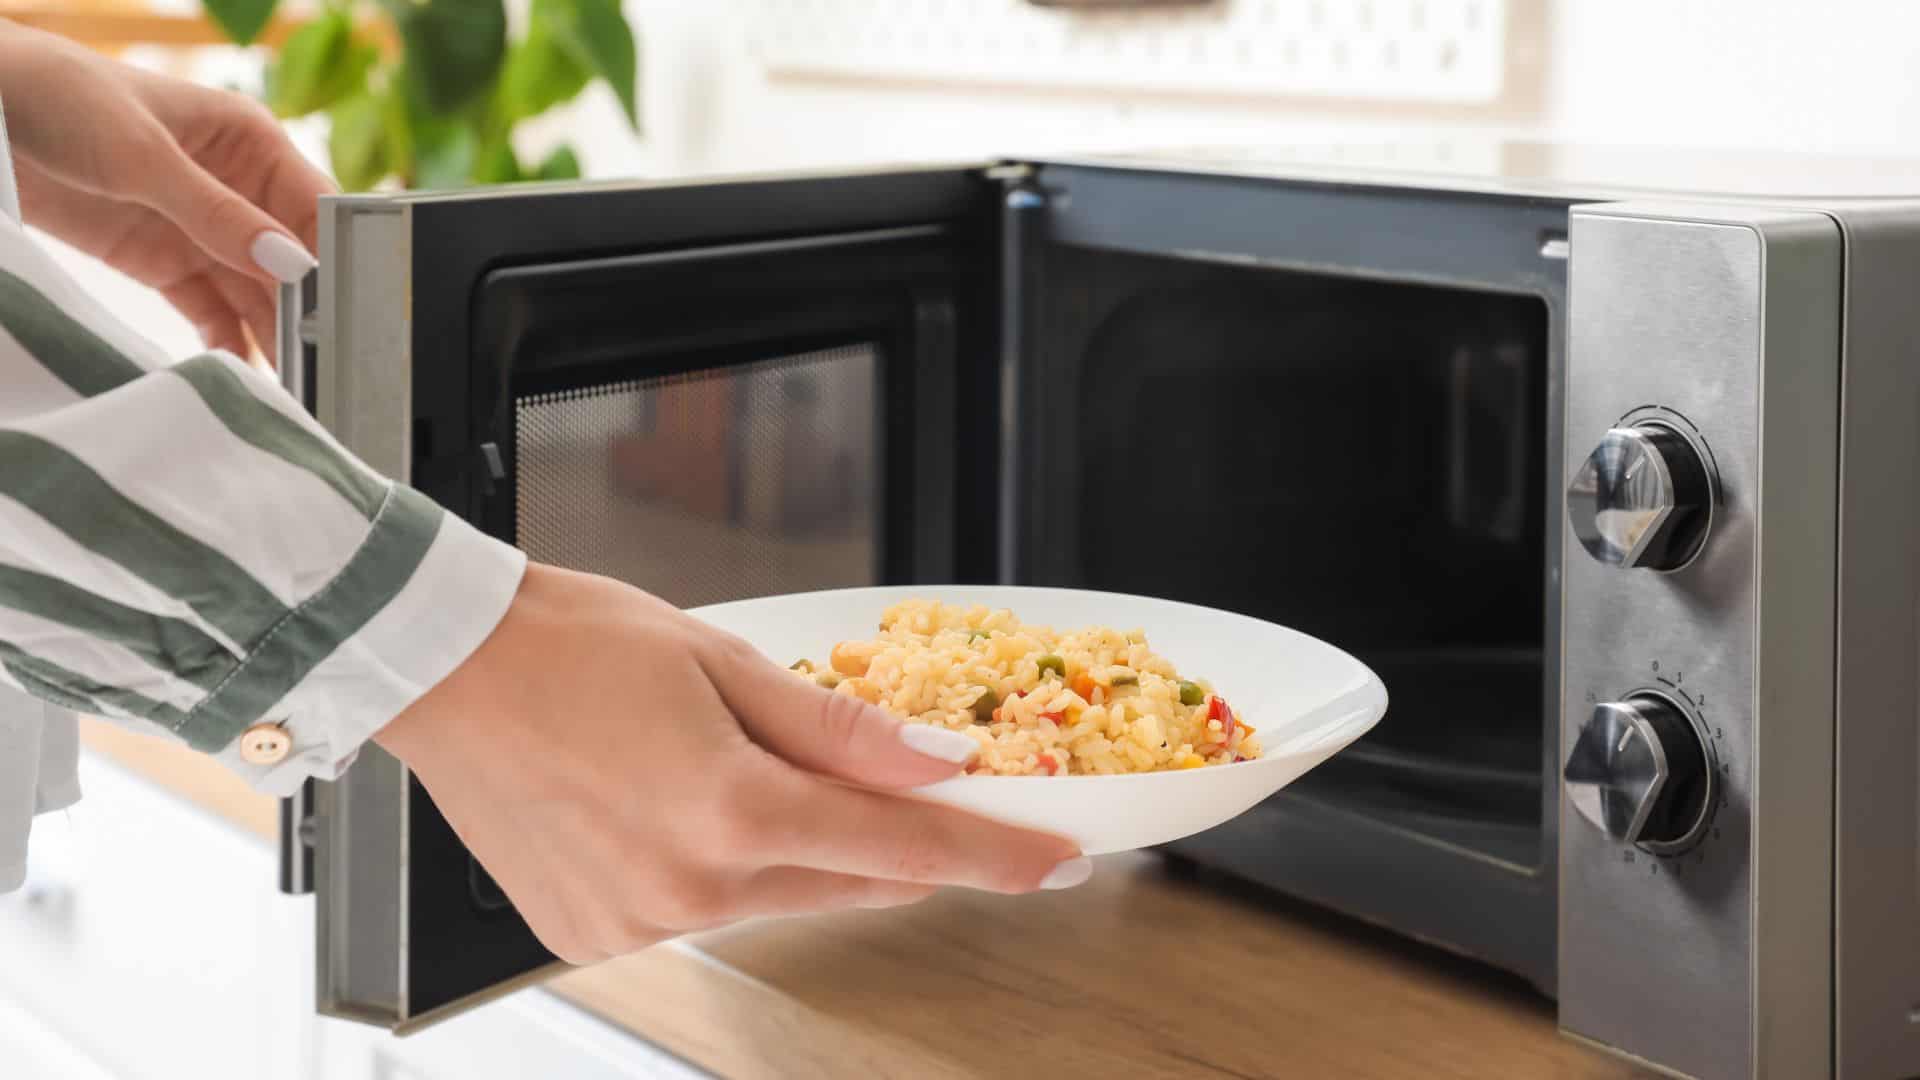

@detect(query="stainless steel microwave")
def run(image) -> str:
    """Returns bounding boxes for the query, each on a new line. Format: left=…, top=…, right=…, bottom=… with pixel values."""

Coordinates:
left=273, top=141, right=1920, bottom=1080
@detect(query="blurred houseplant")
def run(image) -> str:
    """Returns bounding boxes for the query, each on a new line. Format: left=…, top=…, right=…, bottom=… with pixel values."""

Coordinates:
left=201, top=0, right=638, bottom=190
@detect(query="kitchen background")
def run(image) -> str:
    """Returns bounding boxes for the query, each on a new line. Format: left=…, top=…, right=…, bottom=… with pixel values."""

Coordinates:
left=5, top=2, right=1919, bottom=1078
left=34, top=0, right=1920, bottom=361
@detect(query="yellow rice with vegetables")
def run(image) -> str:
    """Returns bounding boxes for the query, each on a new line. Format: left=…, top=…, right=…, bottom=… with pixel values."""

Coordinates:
left=788, top=599, right=1262, bottom=776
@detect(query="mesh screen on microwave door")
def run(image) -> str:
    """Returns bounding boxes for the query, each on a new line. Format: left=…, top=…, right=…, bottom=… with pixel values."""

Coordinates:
left=514, top=345, right=881, bottom=609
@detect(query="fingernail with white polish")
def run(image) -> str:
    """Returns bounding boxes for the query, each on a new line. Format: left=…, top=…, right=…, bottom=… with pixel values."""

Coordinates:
left=898, top=723, right=978, bottom=764
left=250, top=231, right=317, bottom=283
left=1040, top=856, right=1094, bottom=891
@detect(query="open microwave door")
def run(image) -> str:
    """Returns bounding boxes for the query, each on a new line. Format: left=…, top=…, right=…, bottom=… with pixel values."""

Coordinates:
left=296, top=165, right=1006, bottom=1031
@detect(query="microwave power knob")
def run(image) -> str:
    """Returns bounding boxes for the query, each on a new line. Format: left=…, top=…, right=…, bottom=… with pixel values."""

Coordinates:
left=1564, top=694, right=1715, bottom=853
left=1567, top=424, right=1713, bottom=570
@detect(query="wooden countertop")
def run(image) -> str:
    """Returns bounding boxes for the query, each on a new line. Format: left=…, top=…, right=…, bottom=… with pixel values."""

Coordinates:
left=76, top=721, right=1650, bottom=1080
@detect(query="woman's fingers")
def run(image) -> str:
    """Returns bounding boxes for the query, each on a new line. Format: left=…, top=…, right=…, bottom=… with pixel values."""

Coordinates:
left=158, top=274, right=249, bottom=356
left=206, top=267, right=277, bottom=362
left=19, top=160, right=270, bottom=359
left=701, top=630, right=983, bottom=791
left=696, top=627, right=1091, bottom=894
left=740, top=867, right=939, bottom=917
left=133, top=144, right=314, bottom=287
left=136, top=75, right=339, bottom=252
left=251, top=138, right=337, bottom=253
left=16, top=160, right=197, bottom=285
left=6, top=30, right=319, bottom=287
left=746, top=767, right=1089, bottom=895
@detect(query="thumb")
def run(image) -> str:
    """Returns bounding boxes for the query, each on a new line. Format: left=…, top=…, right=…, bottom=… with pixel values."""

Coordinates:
left=702, top=635, right=982, bottom=789
left=139, top=147, right=315, bottom=286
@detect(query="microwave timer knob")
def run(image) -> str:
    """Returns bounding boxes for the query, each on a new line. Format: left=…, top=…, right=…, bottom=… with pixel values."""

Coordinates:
left=1564, top=694, right=1716, bottom=853
left=1567, top=423, right=1714, bottom=571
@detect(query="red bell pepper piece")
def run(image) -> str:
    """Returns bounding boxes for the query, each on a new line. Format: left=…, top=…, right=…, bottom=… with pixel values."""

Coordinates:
left=1208, top=695, right=1236, bottom=744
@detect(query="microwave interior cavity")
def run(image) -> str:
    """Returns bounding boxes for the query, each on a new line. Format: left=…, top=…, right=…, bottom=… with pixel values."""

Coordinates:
left=1009, top=167, right=1568, bottom=987
left=1032, top=245, right=1550, bottom=864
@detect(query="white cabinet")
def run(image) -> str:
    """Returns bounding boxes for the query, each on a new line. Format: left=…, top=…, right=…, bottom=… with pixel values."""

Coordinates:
left=312, top=988, right=710, bottom=1080
left=0, top=754, right=708, bottom=1080
left=0, top=997, right=117, bottom=1079
left=0, top=756, right=311, bottom=1080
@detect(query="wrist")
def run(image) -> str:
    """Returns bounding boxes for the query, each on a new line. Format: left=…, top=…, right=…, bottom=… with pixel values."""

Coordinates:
left=372, top=561, right=562, bottom=764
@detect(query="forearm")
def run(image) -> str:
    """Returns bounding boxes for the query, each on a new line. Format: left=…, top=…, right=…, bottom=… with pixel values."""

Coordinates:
left=0, top=20, right=105, bottom=162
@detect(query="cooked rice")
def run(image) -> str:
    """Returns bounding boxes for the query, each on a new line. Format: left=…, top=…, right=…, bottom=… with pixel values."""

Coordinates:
left=788, top=599, right=1262, bottom=776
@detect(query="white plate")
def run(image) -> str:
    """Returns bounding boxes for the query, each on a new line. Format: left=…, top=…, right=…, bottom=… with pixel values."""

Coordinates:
left=688, top=586, right=1388, bottom=856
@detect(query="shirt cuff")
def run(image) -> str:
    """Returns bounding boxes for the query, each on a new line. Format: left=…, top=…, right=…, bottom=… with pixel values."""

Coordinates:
left=211, top=494, right=526, bottom=796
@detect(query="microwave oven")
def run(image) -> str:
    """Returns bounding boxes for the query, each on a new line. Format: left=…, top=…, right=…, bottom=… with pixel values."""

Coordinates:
left=273, top=142, right=1920, bottom=1080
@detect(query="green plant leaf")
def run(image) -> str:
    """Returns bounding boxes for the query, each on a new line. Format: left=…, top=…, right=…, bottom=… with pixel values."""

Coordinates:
left=378, top=0, right=508, bottom=114
left=379, top=85, right=417, bottom=187
left=472, top=137, right=522, bottom=185
left=496, top=6, right=591, bottom=125
left=544, top=0, right=639, bottom=130
left=267, top=12, right=376, bottom=118
left=203, top=0, right=279, bottom=46
left=327, top=91, right=390, bottom=192
left=533, top=145, right=581, bottom=182
left=415, top=121, right=479, bottom=189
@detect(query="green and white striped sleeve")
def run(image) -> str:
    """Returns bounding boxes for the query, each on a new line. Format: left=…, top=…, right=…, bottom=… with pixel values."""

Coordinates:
left=0, top=196, right=526, bottom=876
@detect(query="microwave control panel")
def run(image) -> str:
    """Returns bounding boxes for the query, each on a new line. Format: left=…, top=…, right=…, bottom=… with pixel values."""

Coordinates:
left=1564, top=404, right=1725, bottom=859
left=1558, top=202, right=1842, bottom=1080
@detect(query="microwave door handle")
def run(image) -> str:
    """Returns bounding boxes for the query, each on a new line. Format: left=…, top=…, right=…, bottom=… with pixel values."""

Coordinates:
left=276, top=277, right=315, bottom=406
left=274, top=274, right=319, bottom=896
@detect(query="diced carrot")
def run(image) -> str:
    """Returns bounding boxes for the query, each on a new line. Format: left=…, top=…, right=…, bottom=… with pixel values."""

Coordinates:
left=1037, top=753, right=1061, bottom=776
left=1071, top=673, right=1097, bottom=701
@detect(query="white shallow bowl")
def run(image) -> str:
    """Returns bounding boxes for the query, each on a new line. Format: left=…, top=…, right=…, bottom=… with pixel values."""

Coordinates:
left=688, top=586, right=1388, bottom=856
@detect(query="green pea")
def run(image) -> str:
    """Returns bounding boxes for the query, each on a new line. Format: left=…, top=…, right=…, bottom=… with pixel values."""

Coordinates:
left=816, top=672, right=842, bottom=689
left=970, top=688, right=999, bottom=724
left=1177, top=680, right=1205, bottom=707
left=1110, top=671, right=1139, bottom=686
left=1036, top=654, right=1066, bottom=679
left=790, top=659, right=810, bottom=671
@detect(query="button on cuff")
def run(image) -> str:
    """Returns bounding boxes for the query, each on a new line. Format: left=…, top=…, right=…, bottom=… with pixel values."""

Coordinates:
left=238, top=722, right=293, bottom=765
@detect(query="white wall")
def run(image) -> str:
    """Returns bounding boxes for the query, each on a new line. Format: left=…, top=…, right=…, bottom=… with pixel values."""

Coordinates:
left=1541, top=0, right=1920, bottom=155
left=541, top=0, right=1920, bottom=185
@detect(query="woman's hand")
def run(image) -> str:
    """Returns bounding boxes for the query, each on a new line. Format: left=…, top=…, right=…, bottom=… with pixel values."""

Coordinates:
left=375, top=564, right=1092, bottom=966
left=0, top=21, right=334, bottom=360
